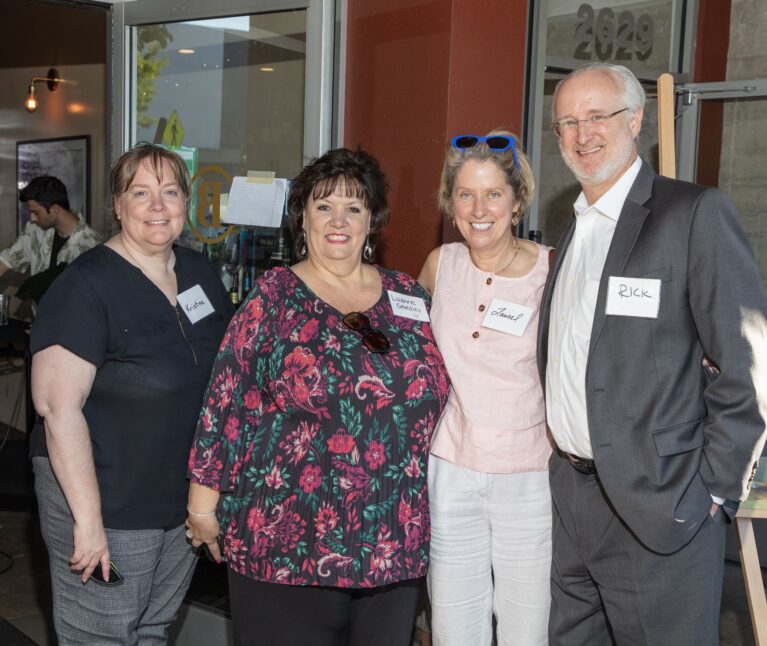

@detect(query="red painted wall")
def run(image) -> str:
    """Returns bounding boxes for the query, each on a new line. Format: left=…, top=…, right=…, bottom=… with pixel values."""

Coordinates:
left=344, top=0, right=529, bottom=277
left=694, top=0, right=731, bottom=187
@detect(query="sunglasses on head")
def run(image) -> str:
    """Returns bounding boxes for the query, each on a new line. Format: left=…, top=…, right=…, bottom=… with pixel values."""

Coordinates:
left=342, top=312, right=390, bottom=354
left=450, top=134, right=520, bottom=170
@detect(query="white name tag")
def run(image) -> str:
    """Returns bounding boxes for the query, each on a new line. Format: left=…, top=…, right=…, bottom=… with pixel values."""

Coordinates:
left=605, top=276, right=661, bottom=319
left=481, top=298, right=534, bottom=337
left=177, top=285, right=215, bottom=324
left=387, top=290, right=430, bottom=322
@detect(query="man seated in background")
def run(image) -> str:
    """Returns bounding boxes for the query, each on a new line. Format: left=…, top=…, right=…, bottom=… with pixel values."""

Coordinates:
left=1, top=176, right=102, bottom=301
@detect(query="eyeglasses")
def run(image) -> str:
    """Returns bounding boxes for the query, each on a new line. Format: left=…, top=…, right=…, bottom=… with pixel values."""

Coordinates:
left=552, top=108, right=630, bottom=136
left=342, top=312, right=390, bottom=354
left=451, top=134, right=519, bottom=170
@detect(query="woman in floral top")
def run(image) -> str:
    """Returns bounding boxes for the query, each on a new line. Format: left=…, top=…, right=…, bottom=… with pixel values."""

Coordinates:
left=187, top=148, right=449, bottom=645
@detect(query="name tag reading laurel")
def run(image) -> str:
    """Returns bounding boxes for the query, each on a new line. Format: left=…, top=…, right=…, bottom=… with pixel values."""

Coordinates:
left=481, top=298, right=534, bottom=337
left=387, top=291, right=430, bottom=322
left=177, top=285, right=215, bottom=324
left=605, top=276, right=661, bottom=319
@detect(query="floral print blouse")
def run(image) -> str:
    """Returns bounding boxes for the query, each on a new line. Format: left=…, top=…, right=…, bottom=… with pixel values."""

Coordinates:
left=189, top=266, right=449, bottom=588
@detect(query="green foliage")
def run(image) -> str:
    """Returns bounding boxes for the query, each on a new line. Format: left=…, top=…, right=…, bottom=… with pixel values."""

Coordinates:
left=340, top=398, right=363, bottom=436
left=136, top=25, right=173, bottom=130
left=362, top=490, right=398, bottom=522
left=392, top=405, right=408, bottom=452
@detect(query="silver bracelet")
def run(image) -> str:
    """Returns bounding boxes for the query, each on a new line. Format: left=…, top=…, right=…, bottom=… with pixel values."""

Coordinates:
left=187, top=505, right=217, bottom=517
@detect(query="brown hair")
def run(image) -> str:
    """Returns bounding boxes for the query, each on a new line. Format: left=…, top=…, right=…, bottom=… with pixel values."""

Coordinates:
left=110, top=143, right=190, bottom=222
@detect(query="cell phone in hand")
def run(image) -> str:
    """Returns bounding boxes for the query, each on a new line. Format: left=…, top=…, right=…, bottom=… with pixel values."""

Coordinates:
left=88, top=560, right=124, bottom=586
left=200, top=543, right=220, bottom=563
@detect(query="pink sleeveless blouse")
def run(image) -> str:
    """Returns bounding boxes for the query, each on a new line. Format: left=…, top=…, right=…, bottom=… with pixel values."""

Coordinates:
left=429, top=242, right=552, bottom=473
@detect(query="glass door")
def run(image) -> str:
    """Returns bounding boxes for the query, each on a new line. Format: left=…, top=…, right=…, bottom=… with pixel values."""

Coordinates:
left=676, top=79, right=767, bottom=285
left=109, top=0, right=336, bottom=302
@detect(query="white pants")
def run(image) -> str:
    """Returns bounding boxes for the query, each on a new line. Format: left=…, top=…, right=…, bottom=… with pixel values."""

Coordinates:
left=427, top=455, right=552, bottom=646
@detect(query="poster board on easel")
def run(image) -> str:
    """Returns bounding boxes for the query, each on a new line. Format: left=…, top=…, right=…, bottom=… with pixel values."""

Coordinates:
left=656, top=72, right=767, bottom=645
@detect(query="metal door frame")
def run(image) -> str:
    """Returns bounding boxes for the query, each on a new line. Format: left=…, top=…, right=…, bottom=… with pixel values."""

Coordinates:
left=676, top=79, right=767, bottom=182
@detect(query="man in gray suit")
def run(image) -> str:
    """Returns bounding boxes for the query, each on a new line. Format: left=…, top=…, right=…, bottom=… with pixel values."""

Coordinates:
left=538, top=62, right=767, bottom=645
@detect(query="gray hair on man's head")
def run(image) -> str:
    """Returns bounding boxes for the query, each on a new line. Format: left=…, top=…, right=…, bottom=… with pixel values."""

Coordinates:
left=551, top=63, right=646, bottom=123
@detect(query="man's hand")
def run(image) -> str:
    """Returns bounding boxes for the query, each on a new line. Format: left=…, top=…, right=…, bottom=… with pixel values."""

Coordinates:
left=709, top=502, right=721, bottom=518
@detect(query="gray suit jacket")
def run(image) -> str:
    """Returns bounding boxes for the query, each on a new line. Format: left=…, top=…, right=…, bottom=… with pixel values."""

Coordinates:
left=538, top=161, right=767, bottom=554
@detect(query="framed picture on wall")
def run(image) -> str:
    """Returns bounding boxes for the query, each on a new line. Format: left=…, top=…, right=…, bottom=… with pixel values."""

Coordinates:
left=16, top=135, right=90, bottom=234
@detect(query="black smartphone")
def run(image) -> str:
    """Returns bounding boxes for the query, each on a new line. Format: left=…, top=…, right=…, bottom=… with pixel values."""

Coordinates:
left=200, top=543, right=220, bottom=563
left=88, top=560, right=124, bottom=586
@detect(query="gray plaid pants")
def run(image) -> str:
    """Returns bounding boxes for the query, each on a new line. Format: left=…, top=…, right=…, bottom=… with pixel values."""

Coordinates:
left=33, top=457, right=198, bottom=646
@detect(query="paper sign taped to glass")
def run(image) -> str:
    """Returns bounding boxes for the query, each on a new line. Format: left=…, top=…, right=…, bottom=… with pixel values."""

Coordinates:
left=221, top=177, right=288, bottom=228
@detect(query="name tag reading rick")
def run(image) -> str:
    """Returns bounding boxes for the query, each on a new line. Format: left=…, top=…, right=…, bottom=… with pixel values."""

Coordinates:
left=481, top=298, right=534, bottom=337
left=177, top=285, right=215, bottom=324
left=605, top=276, right=661, bottom=319
left=387, top=291, right=429, bottom=322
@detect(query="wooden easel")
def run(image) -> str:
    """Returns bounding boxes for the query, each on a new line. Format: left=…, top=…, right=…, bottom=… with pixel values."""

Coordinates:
left=657, top=71, right=767, bottom=645
left=735, top=509, right=767, bottom=645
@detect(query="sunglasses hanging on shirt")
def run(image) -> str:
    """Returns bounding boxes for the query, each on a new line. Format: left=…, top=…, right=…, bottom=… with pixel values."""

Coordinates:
left=342, top=312, right=390, bottom=354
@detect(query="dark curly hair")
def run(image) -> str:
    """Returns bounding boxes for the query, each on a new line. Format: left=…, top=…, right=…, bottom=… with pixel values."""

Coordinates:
left=287, top=147, right=390, bottom=261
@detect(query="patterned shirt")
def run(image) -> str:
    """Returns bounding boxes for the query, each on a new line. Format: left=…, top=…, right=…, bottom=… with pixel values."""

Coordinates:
left=189, top=266, right=449, bottom=588
left=0, top=213, right=102, bottom=275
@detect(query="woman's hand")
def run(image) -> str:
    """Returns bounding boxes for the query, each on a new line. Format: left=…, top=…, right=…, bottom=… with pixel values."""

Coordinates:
left=32, top=346, right=106, bottom=584
left=187, top=482, right=222, bottom=562
left=186, top=514, right=222, bottom=563
left=71, top=519, right=110, bottom=583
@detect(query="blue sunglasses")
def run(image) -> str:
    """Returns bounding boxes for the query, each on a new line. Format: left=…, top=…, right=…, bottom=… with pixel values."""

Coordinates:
left=450, top=134, right=519, bottom=169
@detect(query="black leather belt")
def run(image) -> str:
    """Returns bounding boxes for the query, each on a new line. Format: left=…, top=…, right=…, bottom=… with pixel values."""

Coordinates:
left=557, top=448, right=598, bottom=476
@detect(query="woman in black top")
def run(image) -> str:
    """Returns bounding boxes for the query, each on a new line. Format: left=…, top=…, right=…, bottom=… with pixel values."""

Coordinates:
left=30, top=144, right=232, bottom=644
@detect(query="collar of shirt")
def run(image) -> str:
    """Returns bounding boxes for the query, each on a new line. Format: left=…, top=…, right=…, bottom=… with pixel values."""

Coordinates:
left=573, top=156, right=643, bottom=222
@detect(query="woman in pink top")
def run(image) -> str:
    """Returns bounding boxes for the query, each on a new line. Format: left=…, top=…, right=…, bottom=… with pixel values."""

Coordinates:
left=419, top=131, right=552, bottom=645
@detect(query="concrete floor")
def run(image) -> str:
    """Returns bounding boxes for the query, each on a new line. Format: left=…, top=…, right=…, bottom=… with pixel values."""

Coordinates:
left=0, top=509, right=764, bottom=645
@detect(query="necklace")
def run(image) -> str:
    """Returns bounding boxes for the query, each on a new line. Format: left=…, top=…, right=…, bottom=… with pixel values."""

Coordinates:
left=491, top=237, right=520, bottom=276
left=119, top=236, right=173, bottom=276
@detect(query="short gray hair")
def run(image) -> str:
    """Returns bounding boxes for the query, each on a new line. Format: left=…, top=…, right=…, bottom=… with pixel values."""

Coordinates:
left=551, top=63, right=646, bottom=124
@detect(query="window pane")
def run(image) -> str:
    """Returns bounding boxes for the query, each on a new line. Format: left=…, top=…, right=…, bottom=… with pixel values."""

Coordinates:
left=546, top=0, right=679, bottom=75
left=135, top=10, right=306, bottom=179
left=133, top=10, right=306, bottom=287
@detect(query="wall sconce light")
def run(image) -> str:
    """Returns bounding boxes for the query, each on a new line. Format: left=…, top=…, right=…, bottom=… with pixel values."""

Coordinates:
left=24, top=67, right=74, bottom=113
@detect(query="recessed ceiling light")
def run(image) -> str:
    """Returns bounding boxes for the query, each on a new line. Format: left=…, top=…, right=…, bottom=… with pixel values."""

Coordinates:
left=260, top=67, right=275, bottom=72
left=178, top=48, right=195, bottom=54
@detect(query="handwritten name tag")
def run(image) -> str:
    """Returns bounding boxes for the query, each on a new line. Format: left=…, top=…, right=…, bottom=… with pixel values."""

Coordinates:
left=177, top=285, right=215, bottom=324
left=605, top=276, right=661, bottom=319
left=481, top=298, right=534, bottom=337
left=387, top=291, right=430, bottom=322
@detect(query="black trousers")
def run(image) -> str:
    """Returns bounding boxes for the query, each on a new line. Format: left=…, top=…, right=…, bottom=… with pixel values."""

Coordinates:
left=228, top=570, right=422, bottom=646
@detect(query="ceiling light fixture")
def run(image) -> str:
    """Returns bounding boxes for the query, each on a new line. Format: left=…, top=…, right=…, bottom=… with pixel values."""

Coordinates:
left=24, top=68, right=74, bottom=113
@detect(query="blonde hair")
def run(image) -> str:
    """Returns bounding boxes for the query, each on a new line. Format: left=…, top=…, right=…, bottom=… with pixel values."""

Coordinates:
left=437, top=130, right=535, bottom=224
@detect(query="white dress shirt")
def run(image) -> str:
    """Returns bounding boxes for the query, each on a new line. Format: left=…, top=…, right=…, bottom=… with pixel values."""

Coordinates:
left=546, top=157, right=642, bottom=459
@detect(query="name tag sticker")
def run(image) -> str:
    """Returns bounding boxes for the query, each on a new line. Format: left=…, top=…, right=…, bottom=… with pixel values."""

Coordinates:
left=605, top=276, right=661, bottom=319
left=387, top=291, right=430, bottom=322
left=482, top=298, right=535, bottom=336
left=177, top=285, right=215, bottom=324
left=481, top=298, right=534, bottom=337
